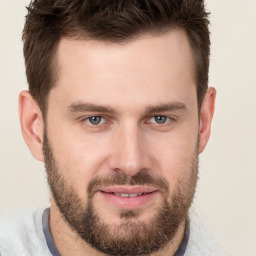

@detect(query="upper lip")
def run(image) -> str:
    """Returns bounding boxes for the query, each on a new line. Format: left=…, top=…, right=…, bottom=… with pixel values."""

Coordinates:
left=99, top=186, right=158, bottom=194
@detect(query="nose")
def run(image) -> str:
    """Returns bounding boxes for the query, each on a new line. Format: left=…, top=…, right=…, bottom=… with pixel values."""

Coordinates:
left=108, top=123, right=152, bottom=176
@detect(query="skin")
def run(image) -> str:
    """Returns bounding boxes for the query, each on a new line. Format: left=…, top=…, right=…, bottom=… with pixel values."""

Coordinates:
left=19, top=29, right=216, bottom=256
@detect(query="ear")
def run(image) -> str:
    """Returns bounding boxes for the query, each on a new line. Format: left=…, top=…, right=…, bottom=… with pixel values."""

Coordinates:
left=198, top=87, right=216, bottom=153
left=19, top=91, right=44, bottom=162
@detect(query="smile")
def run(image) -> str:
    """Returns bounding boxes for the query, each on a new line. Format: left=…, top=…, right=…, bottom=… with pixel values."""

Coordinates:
left=98, top=186, right=158, bottom=209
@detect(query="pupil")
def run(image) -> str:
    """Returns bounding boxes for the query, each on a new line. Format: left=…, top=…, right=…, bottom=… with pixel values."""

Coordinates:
left=89, top=116, right=101, bottom=125
left=155, top=116, right=166, bottom=124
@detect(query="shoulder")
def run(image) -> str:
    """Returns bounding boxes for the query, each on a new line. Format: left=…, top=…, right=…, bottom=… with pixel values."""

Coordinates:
left=185, top=207, right=228, bottom=256
left=0, top=208, right=51, bottom=256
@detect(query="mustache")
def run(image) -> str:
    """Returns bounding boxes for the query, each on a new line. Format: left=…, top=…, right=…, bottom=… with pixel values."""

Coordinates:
left=87, top=171, right=169, bottom=198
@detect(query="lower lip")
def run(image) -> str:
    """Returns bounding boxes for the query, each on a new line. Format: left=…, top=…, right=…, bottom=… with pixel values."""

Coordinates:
left=99, top=191, right=158, bottom=209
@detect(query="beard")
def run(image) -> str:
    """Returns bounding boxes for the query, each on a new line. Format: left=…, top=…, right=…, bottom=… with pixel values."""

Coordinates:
left=43, top=132, right=198, bottom=256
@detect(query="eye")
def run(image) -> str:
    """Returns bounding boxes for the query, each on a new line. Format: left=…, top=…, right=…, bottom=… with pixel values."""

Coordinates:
left=85, top=116, right=105, bottom=125
left=150, top=116, right=170, bottom=124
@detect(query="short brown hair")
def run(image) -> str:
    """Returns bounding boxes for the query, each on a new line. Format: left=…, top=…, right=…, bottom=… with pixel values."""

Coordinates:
left=23, top=0, right=210, bottom=115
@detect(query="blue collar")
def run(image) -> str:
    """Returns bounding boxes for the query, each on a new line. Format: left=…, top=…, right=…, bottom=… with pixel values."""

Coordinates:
left=42, top=208, right=61, bottom=256
left=174, top=218, right=190, bottom=256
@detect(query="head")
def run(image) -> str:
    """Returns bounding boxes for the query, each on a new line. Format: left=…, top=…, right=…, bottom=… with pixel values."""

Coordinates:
left=20, top=0, right=215, bottom=255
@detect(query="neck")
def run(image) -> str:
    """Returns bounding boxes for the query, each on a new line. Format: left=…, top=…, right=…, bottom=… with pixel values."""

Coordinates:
left=49, top=201, right=186, bottom=256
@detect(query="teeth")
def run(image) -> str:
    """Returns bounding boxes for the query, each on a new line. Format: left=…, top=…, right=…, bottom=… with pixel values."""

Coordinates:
left=114, top=193, right=144, bottom=197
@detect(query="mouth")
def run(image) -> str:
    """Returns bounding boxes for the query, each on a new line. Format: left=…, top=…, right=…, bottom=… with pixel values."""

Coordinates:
left=98, top=186, right=159, bottom=209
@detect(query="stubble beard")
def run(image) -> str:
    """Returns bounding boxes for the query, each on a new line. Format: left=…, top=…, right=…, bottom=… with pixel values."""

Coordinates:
left=43, top=132, right=198, bottom=256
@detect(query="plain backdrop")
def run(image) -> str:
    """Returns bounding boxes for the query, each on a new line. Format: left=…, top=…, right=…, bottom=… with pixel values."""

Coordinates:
left=0, top=1, right=255, bottom=255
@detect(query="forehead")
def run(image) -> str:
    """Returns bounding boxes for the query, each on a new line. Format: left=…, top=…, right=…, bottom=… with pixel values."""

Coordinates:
left=57, top=29, right=195, bottom=75
left=51, top=29, right=196, bottom=110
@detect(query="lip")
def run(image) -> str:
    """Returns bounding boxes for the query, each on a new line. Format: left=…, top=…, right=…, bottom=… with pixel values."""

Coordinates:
left=98, top=186, right=159, bottom=210
left=100, top=186, right=158, bottom=194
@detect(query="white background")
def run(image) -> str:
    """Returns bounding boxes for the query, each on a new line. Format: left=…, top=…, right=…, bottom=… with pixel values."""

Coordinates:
left=0, top=1, right=255, bottom=255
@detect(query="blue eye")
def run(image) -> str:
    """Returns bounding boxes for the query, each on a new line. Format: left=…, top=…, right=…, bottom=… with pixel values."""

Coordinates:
left=151, top=116, right=169, bottom=124
left=86, top=116, right=105, bottom=125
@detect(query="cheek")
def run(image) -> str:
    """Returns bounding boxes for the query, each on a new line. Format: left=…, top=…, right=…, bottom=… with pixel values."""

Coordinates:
left=47, top=125, right=112, bottom=199
left=155, top=146, right=196, bottom=186
left=148, top=127, right=198, bottom=189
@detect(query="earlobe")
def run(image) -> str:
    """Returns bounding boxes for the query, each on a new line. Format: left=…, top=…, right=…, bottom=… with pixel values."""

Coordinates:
left=198, top=87, right=216, bottom=153
left=19, top=91, right=45, bottom=162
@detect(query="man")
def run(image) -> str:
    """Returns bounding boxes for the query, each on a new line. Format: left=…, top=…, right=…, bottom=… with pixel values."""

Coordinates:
left=0, top=0, right=225, bottom=255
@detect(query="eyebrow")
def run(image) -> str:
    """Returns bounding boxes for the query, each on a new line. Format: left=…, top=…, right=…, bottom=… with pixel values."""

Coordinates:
left=144, top=103, right=187, bottom=115
left=68, top=102, right=187, bottom=115
left=68, top=102, right=116, bottom=114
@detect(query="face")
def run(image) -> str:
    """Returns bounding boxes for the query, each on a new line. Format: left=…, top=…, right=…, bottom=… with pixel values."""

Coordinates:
left=44, top=29, right=200, bottom=255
